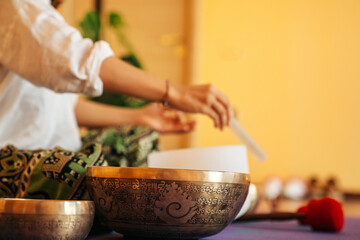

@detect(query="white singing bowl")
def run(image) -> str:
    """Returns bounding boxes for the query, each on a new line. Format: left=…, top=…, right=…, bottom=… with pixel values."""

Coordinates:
left=148, top=145, right=251, bottom=219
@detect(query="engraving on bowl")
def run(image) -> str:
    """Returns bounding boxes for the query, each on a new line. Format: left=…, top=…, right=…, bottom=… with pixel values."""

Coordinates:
left=88, top=177, right=248, bottom=238
left=0, top=214, right=92, bottom=240
left=154, top=182, right=197, bottom=224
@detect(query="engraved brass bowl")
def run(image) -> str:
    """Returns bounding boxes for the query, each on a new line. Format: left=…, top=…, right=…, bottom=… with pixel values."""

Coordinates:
left=0, top=198, right=95, bottom=240
left=86, top=167, right=250, bottom=239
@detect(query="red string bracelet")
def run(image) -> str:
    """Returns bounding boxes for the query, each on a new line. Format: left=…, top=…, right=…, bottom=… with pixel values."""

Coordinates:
left=162, top=79, right=169, bottom=106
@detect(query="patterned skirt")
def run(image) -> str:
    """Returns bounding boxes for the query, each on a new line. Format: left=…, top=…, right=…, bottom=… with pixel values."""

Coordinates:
left=0, top=126, right=159, bottom=200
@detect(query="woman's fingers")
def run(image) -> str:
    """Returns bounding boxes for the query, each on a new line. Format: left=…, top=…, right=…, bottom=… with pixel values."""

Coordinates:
left=171, top=110, right=195, bottom=132
left=162, top=117, right=195, bottom=133
left=211, top=100, right=228, bottom=130
left=172, top=121, right=196, bottom=133
left=206, top=84, right=232, bottom=126
left=174, top=110, right=187, bottom=125
left=201, top=105, right=220, bottom=129
left=202, top=85, right=231, bottom=129
left=168, top=83, right=232, bottom=130
left=213, top=89, right=232, bottom=125
left=154, top=106, right=196, bottom=133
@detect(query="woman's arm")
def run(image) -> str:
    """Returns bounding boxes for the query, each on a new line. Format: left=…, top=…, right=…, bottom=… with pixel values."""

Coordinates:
left=100, top=57, right=233, bottom=130
left=0, top=0, right=112, bottom=96
left=0, top=0, right=232, bottom=130
left=74, top=98, right=195, bottom=134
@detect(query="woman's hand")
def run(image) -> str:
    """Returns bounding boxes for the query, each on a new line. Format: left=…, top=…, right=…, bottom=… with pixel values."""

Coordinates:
left=99, top=57, right=232, bottom=130
left=139, top=103, right=196, bottom=134
left=167, top=84, right=233, bottom=130
left=75, top=99, right=194, bottom=133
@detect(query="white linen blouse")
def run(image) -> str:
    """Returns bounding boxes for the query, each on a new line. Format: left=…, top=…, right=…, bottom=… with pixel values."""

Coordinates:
left=0, top=0, right=114, bottom=151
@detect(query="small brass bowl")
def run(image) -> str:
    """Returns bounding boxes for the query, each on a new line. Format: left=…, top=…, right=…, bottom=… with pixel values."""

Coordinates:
left=0, top=198, right=94, bottom=240
left=86, top=167, right=250, bottom=239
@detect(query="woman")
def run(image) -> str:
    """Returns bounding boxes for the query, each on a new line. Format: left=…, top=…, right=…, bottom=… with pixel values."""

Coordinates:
left=0, top=0, right=233, bottom=200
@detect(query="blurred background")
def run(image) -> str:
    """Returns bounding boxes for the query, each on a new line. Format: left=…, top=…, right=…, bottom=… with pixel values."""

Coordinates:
left=58, top=0, right=360, bottom=211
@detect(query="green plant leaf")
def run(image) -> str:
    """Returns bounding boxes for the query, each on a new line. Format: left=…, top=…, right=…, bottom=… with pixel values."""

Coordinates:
left=121, top=53, right=143, bottom=69
left=108, top=12, right=125, bottom=29
left=79, top=11, right=101, bottom=42
left=79, top=11, right=149, bottom=108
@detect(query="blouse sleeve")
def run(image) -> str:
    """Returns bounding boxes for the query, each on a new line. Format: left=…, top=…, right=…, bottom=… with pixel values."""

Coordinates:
left=0, top=0, right=114, bottom=97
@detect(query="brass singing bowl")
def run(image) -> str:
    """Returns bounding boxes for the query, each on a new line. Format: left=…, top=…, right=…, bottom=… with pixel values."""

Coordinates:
left=0, top=198, right=95, bottom=240
left=86, top=167, right=250, bottom=239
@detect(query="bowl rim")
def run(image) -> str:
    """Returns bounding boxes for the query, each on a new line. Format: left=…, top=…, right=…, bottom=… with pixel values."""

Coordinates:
left=0, top=198, right=94, bottom=215
left=86, top=166, right=250, bottom=184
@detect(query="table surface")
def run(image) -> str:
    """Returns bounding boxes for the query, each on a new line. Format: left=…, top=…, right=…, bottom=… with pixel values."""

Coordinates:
left=87, top=217, right=360, bottom=240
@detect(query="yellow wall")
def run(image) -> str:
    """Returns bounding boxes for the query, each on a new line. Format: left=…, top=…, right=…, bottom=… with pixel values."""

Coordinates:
left=195, top=0, right=360, bottom=191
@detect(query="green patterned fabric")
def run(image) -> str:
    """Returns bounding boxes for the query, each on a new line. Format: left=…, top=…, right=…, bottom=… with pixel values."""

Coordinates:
left=0, top=126, right=159, bottom=200
left=0, top=143, right=104, bottom=200
left=81, top=126, right=159, bottom=167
